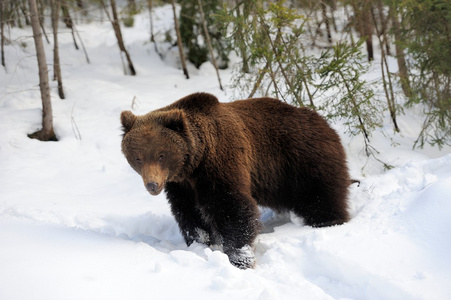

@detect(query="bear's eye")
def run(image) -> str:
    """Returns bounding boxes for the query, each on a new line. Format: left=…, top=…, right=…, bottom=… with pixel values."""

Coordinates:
left=158, top=154, right=165, bottom=162
left=135, top=158, right=142, bottom=165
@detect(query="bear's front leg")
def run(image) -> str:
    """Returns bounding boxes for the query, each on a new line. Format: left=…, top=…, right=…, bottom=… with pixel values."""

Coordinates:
left=165, top=181, right=213, bottom=246
left=197, top=183, right=261, bottom=269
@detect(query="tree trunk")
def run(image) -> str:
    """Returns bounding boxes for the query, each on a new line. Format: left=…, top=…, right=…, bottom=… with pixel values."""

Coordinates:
left=352, top=0, right=374, bottom=61
left=76, top=0, right=87, bottom=16
left=234, top=2, right=249, bottom=73
left=61, top=0, right=90, bottom=64
left=52, top=0, right=65, bottom=99
left=321, top=1, right=332, bottom=44
left=376, top=0, right=390, bottom=56
left=27, top=0, right=57, bottom=141
left=147, top=0, right=155, bottom=42
left=197, top=0, right=223, bottom=90
left=171, top=0, right=189, bottom=79
left=16, top=0, right=23, bottom=28
left=74, top=24, right=90, bottom=64
left=362, top=7, right=374, bottom=61
left=1, top=0, right=5, bottom=68
left=101, top=0, right=136, bottom=75
left=110, top=0, right=135, bottom=75
left=390, top=7, right=411, bottom=98
left=371, top=7, right=399, bottom=133
left=37, top=0, right=50, bottom=44
left=21, top=0, right=31, bottom=26
left=61, top=0, right=79, bottom=50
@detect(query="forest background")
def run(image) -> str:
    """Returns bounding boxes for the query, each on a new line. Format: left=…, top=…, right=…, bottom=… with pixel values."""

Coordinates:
left=1, top=1, right=451, bottom=299
left=1, top=0, right=450, bottom=160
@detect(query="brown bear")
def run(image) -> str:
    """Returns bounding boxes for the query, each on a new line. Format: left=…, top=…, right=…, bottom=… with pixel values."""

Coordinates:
left=121, top=92, right=350, bottom=269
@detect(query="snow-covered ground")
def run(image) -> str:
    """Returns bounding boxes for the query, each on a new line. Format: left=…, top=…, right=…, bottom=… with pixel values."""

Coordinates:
left=1, top=4, right=450, bottom=300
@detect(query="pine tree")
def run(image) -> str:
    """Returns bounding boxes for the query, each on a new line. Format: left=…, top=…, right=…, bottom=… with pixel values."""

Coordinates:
left=400, top=0, right=451, bottom=147
left=179, top=0, right=229, bottom=69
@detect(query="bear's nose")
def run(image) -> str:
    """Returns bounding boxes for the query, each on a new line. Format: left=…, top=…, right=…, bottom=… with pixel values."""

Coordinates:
left=146, top=182, right=159, bottom=193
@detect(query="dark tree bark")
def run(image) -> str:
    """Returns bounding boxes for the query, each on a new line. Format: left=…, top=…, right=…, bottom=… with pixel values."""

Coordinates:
left=171, top=0, right=189, bottom=79
left=351, top=0, right=374, bottom=61
left=362, top=8, right=374, bottom=61
left=197, top=0, right=223, bottom=90
left=371, top=7, right=399, bottom=133
left=1, top=0, right=5, bottom=68
left=234, top=1, right=249, bottom=73
left=390, top=7, right=411, bottom=98
left=28, top=0, right=57, bottom=141
left=110, top=0, right=135, bottom=75
left=61, top=0, right=90, bottom=63
left=375, top=0, right=390, bottom=56
left=76, top=0, right=87, bottom=16
left=147, top=0, right=155, bottom=42
left=22, top=0, right=30, bottom=25
left=52, top=0, right=65, bottom=99
left=74, top=24, right=90, bottom=64
left=321, top=1, right=332, bottom=44
left=101, top=0, right=136, bottom=75
left=37, top=0, right=50, bottom=44
left=61, top=0, right=79, bottom=50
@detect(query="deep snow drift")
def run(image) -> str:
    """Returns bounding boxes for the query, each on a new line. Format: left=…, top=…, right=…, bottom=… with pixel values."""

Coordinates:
left=1, top=4, right=450, bottom=300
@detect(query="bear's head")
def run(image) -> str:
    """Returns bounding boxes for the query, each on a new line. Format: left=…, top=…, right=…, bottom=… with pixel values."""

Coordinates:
left=121, top=109, right=192, bottom=196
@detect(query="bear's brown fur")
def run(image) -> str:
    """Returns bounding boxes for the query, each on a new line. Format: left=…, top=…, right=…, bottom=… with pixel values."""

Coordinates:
left=121, top=92, right=350, bottom=269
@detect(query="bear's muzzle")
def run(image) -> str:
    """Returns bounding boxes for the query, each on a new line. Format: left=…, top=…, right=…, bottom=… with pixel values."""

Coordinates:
left=146, top=182, right=160, bottom=195
left=142, top=163, right=167, bottom=196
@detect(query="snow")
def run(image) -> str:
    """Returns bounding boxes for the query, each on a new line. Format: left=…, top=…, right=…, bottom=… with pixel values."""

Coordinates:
left=1, top=4, right=451, bottom=300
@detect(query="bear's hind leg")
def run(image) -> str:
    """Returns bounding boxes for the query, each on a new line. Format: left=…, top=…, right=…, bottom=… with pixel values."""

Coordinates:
left=294, top=183, right=349, bottom=228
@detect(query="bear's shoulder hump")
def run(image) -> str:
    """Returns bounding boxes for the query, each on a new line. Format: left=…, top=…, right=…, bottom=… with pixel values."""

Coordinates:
left=171, top=92, right=219, bottom=113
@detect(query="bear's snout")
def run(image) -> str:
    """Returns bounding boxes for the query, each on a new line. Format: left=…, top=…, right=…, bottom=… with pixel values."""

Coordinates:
left=144, top=179, right=164, bottom=196
left=141, top=163, right=167, bottom=196
left=146, top=182, right=160, bottom=195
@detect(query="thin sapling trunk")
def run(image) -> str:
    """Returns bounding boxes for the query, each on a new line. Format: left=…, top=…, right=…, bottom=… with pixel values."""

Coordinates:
left=27, top=0, right=57, bottom=141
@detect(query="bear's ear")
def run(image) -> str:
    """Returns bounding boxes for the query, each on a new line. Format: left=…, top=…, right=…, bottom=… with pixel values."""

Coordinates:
left=121, top=111, right=137, bottom=134
left=158, top=110, right=187, bottom=133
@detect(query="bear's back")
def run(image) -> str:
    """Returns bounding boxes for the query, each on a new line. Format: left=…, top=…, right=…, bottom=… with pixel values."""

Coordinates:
left=226, top=97, right=333, bottom=141
left=227, top=97, right=300, bottom=119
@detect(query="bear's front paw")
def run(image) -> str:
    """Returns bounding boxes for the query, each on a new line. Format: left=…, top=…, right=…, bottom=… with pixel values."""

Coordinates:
left=183, top=227, right=211, bottom=246
left=195, top=227, right=211, bottom=245
left=227, top=245, right=256, bottom=269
